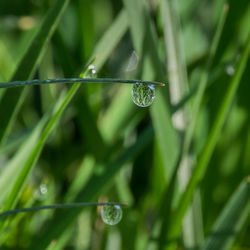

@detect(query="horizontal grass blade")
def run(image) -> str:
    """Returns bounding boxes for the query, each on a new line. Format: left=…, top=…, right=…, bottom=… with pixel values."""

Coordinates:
left=0, top=78, right=165, bottom=88
left=165, top=30, right=250, bottom=250
left=0, top=202, right=127, bottom=218
left=0, top=0, right=70, bottom=146
left=200, top=178, right=250, bottom=250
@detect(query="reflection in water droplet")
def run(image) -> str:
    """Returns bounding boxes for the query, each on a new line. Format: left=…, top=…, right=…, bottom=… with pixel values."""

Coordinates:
left=101, top=205, right=123, bottom=226
left=132, top=83, right=155, bottom=107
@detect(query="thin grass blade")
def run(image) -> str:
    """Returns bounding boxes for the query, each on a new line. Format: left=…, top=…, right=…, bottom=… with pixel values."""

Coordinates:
left=0, top=0, right=70, bottom=145
left=200, top=178, right=250, bottom=250
left=164, top=30, right=250, bottom=250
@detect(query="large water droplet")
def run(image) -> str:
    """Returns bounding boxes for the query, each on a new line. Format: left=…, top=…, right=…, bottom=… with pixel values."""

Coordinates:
left=101, top=205, right=123, bottom=226
left=132, top=83, right=155, bottom=107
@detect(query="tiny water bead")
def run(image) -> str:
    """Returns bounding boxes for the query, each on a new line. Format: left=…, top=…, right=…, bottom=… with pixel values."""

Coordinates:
left=131, top=83, right=155, bottom=107
left=101, top=205, right=123, bottom=226
left=86, top=65, right=97, bottom=78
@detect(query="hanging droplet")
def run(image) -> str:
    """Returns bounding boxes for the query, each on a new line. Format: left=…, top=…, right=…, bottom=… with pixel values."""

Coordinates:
left=131, top=83, right=155, bottom=107
left=101, top=205, right=123, bottom=226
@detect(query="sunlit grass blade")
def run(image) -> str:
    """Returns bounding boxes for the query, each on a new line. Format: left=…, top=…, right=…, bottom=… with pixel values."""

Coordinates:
left=160, top=0, right=203, bottom=248
left=0, top=0, right=70, bottom=146
left=90, top=9, right=128, bottom=70
left=14, top=9, right=130, bottom=249
left=200, top=178, right=250, bottom=250
left=122, top=0, right=179, bottom=186
left=0, top=7, right=130, bottom=236
left=0, top=59, right=100, bottom=235
left=0, top=113, right=50, bottom=205
left=28, top=126, right=153, bottom=250
left=164, top=31, right=250, bottom=250
left=183, top=4, right=229, bottom=156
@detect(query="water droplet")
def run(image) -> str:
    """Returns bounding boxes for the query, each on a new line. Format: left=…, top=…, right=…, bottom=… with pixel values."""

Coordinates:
left=80, top=65, right=97, bottom=78
left=132, top=83, right=155, bottom=107
left=225, top=65, right=235, bottom=76
left=86, top=65, right=97, bottom=77
left=40, top=184, right=47, bottom=195
left=101, top=205, right=123, bottom=226
left=35, top=183, right=48, bottom=201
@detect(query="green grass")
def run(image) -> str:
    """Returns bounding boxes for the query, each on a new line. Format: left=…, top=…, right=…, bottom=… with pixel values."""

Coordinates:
left=0, top=0, right=249, bottom=249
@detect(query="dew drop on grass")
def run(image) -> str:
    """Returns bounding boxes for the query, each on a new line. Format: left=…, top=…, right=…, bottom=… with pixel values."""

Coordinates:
left=101, top=205, right=123, bottom=226
left=35, top=183, right=48, bottom=201
left=132, top=83, right=155, bottom=107
left=80, top=65, right=97, bottom=78
left=86, top=65, right=97, bottom=78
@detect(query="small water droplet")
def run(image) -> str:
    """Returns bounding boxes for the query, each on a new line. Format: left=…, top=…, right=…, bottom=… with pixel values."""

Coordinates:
left=35, top=183, right=48, bottom=201
left=132, top=83, right=155, bottom=107
left=101, top=205, right=123, bottom=226
left=40, top=184, right=47, bottom=195
left=80, top=65, right=97, bottom=78
left=225, top=65, right=235, bottom=76
left=86, top=65, right=97, bottom=77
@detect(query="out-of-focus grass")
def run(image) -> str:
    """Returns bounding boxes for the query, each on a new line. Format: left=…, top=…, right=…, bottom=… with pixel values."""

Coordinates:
left=0, top=0, right=249, bottom=250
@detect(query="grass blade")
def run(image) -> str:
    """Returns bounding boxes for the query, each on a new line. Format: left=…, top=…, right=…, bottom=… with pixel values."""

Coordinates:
left=123, top=0, right=179, bottom=185
left=183, top=4, right=229, bottom=156
left=0, top=78, right=165, bottom=88
left=160, top=1, right=203, bottom=248
left=200, top=178, right=250, bottom=250
left=164, top=30, right=250, bottom=250
left=0, top=202, right=127, bottom=218
left=28, top=126, right=153, bottom=250
left=0, top=0, right=70, bottom=145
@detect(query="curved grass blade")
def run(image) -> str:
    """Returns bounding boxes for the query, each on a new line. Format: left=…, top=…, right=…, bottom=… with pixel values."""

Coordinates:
left=0, top=60, right=98, bottom=234
left=28, top=126, right=153, bottom=250
left=200, top=178, right=250, bottom=250
left=0, top=112, right=50, bottom=205
left=182, top=4, right=229, bottom=156
left=0, top=0, right=70, bottom=146
left=0, top=7, right=130, bottom=245
left=164, top=31, right=250, bottom=250
left=123, top=0, right=179, bottom=186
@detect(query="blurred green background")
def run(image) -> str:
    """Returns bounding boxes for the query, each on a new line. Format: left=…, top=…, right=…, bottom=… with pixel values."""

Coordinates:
left=0, top=0, right=249, bottom=249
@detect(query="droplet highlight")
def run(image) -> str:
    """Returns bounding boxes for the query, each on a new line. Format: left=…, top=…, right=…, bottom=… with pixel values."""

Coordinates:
left=101, top=205, right=123, bottom=226
left=132, top=83, right=155, bottom=107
